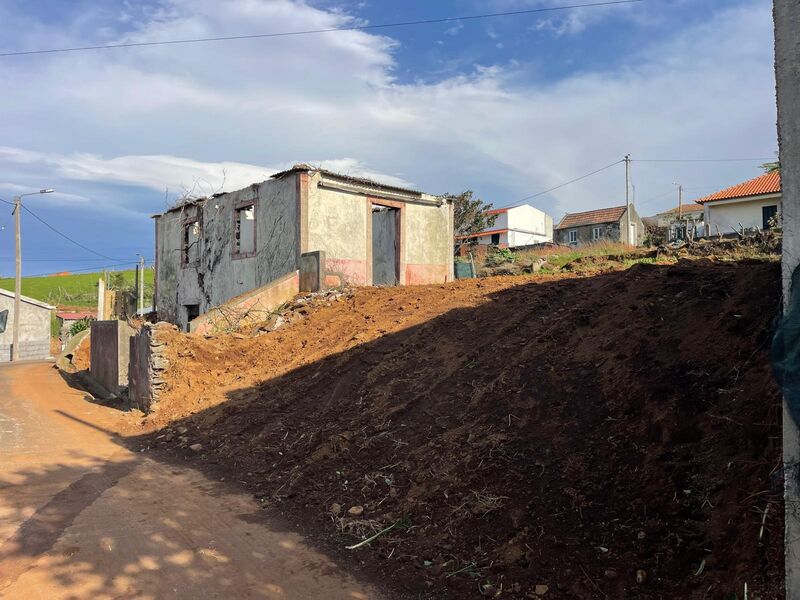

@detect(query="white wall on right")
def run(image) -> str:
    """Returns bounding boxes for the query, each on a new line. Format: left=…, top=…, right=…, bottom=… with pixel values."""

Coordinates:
left=506, top=205, right=553, bottom=244
left=705, top=195, right=781, bottom=235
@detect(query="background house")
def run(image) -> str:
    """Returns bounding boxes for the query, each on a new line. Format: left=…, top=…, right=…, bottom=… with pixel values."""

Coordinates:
left=0, top=289, right=54, bottom=362
left=458, top=204, right=553, bottom=248
left=554, top=204, right=644, bottom=246
left=696, top=171, right=781, bottom=235
left=655, top=203, right=706, bottom=241
left=154, top=164, right=454, bottom=331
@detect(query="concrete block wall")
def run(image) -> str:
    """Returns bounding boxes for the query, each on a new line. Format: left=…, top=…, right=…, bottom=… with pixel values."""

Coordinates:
left=0, top=340, right=51, bottom=363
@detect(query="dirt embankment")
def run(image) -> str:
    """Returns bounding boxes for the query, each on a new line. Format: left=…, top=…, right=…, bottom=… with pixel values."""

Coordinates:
left=143, top=259, right=784, bottom=599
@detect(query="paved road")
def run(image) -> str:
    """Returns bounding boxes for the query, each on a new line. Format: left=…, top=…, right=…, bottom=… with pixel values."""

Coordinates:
left=0, top=362, right=381, bottom=600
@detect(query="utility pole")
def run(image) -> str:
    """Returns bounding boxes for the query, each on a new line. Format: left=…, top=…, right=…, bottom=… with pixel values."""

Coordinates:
left=677, top=184, right=683, bottom=219
left=12, top=189, right=53, bottom=362
left=137, top=255, right=145, bottom=314
left=624, top=154, right=632, bottom=245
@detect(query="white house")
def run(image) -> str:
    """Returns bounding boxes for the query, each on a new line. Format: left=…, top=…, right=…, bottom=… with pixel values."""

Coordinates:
left=655, top=203, right=706, bottom=241
left=458, top=204, right=553, bottom=248
left=697, top=171, right=781, bottom=235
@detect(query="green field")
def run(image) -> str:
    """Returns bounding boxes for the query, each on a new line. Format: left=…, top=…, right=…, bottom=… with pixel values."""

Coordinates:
left=0, top=268, right=154, bottom=308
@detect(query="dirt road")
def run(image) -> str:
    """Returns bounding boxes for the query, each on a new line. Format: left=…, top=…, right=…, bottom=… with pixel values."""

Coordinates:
left=0, top=362, right=382, bottom=600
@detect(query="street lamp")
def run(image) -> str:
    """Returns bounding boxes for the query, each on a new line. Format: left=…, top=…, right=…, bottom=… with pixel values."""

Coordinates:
left=12, top=188, right=54, bottom=361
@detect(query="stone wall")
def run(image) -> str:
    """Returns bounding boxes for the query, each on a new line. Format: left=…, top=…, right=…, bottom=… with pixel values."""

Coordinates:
left=128, top=323, right=173, bottom=413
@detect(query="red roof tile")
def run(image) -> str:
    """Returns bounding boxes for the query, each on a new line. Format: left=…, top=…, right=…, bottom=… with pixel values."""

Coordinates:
left=485, top=207, right=509, bottom=215
left=57, top=311, right=95, bottom=320
left=695, top=172, right=781, bottom=204
left=662, top=203, right=704, bottom=215
left=555, top=206, right=627, bottom=230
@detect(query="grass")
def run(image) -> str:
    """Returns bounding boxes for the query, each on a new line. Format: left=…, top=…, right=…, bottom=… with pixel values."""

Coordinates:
left=0, top=268, right=154, bottom=308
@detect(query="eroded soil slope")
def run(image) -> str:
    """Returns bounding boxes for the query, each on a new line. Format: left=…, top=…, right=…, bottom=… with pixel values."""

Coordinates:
left=146, top=259, right=784, bottom=599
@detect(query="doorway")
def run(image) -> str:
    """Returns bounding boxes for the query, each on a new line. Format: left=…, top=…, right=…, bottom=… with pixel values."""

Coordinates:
left=372, top=206, right=399, bottom=286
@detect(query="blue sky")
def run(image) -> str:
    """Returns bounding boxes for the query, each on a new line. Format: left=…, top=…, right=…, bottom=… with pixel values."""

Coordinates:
left=0, top=0, right=777, bottom=277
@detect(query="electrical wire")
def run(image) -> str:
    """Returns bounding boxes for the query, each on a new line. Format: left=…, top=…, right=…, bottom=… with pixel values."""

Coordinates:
left=19, top=203, right=124, bottom=262
left=0, top=0, right=644, bottom=57
left=505, top=159, right=625, bottom=207
left=633, top=158, right=775, bottom=163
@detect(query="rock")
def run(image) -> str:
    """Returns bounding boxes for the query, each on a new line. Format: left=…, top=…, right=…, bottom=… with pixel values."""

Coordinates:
left=330, top=503, right=342, bottom=515
left=604, top=569, right=618, bottom=580
left=177, top=426, right=189, bottom=435
left=637, top=531, right=646, bottom=540
left=347, top=505, right=364, bottom=517
left=534, top=584, right=549, bottom=595
left=636, top=569, right=647, bottom=584
left=189, top=443, right=203, bottom=452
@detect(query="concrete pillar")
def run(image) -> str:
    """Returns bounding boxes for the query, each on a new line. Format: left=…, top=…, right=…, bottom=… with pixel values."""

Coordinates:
left=774, top=0, right=800, bottom=593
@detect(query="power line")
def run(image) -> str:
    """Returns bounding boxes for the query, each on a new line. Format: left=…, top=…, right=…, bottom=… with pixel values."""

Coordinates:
left=19, top=203, right=123, bottom=262
left=0, top=260, right=150, bottom=280
left=633, top=158, right=774, bottom=163
left=507, top=159, right=624, bottom=207
left=0, top=0, right=643, bottom=57
left=0, top=257, right=144, bottom=262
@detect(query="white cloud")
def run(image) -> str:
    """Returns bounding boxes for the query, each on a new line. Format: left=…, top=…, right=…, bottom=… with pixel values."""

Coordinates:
left=445, top=21, right=463, bottom=36
left=0, top=0, right=777, bottom=224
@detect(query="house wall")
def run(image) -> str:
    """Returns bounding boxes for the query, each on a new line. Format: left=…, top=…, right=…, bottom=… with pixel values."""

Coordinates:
left=473, top=232, right=509, bottom=246
left=155, top=176, right=299, bottom=330
left=704, top=194, right=782, bottom=235
left=555, top=222, right=621, bottom=246
left=306, top=172, right=453, bottom=287
left=506, top=205, right=554, bottom=244
left=0, top=294, right=53, bottom=362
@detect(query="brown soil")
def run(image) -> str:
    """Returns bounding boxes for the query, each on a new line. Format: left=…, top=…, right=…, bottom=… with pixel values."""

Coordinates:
left=72, top=335, right=91, bottom=371
left=142, top=259, right=784, bottom=599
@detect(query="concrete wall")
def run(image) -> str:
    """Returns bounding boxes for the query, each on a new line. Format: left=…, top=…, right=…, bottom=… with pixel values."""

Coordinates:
left=155, top=176, right=299, bottom=331
left=89, top=320, right=135, bottom=394
left=704, top=194, right=782, bottom=236
left=189, top=270, right=300, bottom=335
left=774, top=0, right=800, bottom=593
left=0, top=293, right=53, bottom=362
left=306, top=171, right=453, bottom=287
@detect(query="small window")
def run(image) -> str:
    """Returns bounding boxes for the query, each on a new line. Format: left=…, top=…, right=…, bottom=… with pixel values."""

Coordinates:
left=234, top=201, right=256, bottom=257
left=568, top=230, right=577, bottom=244
left=762, top=205, right=778, bottom=229
left=182, top=219, right=200, bottom=266
left=592, top=226, right=602, bottom=241
left=490, top=233, right=500, bottom=245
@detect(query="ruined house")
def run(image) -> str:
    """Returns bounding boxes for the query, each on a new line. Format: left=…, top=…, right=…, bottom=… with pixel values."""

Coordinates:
left=153, top=164, right=454, bottom=331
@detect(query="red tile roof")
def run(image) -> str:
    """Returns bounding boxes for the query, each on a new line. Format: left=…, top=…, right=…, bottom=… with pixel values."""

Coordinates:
left=555, top=206, right=627, bottom=230
left=486, top=207, right=509, bottom=215
left=57, top=311, right=95, bottom=320
left=695, top=172, right=781, bottom=204
left=456, top=228, right=509, bottom=240
left=662, top=203, right=704, bottom=215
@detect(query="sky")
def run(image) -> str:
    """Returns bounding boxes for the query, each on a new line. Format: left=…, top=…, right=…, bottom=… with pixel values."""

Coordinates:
left=0, top=0, right=778, bottom=277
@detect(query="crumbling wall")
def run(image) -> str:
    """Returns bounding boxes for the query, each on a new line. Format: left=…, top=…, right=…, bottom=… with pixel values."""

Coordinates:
left=128, top=323, right=172, bottom=413
left=154, top=176, right=300, bottom=331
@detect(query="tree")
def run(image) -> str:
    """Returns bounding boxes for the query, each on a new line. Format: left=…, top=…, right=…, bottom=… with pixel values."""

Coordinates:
left=445, top=191, right=497, bottom=247
left=761, top=161, right=780, bottom=173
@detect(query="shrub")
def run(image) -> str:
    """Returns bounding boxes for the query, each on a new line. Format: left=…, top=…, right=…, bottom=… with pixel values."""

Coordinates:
left=69, top=317, right=92, bottom=337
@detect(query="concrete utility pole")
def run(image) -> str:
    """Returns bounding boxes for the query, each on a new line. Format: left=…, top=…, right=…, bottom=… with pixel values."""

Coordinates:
left=624, top=154, right=632, bottom=245
left=137, top=255, right=145, bottom=314
left=774, top=0, right=800, bottom=595
left=12, top=189, right=53, bottom=362
left=677, top=184, right=683, bottom=219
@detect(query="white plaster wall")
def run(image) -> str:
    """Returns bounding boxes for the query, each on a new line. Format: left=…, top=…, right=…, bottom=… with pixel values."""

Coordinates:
left=404, top=201, right=451, bottom=265
left=705, top=195, right=782, bottom=235
left=507, top=205, right=553, bottom=242
left=0, top=294, right=52, bottom=345
left=307, top=181, right=368, bottom=262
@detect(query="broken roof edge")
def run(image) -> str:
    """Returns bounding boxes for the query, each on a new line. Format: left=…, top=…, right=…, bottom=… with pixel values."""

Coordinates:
left=0, top=287, right=56, bottom=310
left=153, top=164, right=434, bottom=218
left=271, top=163, right=426, bottom=197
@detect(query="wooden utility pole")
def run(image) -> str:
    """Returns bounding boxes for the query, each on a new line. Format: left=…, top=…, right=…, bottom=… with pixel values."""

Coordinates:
left=12, top=196, right=21, bottom=362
